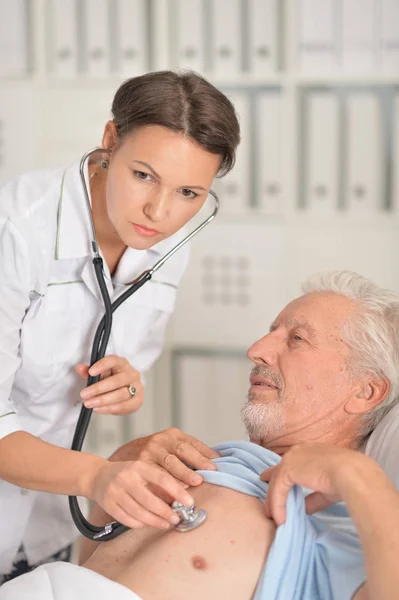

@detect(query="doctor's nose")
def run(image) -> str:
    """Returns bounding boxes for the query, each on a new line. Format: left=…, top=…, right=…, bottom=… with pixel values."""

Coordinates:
left=143, top=189, right=170, bottom=223
left=247, top=333, right=279, bottom=366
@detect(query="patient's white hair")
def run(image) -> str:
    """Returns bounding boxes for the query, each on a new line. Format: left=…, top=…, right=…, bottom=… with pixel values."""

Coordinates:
left=302, top=271, right=399, bottom=438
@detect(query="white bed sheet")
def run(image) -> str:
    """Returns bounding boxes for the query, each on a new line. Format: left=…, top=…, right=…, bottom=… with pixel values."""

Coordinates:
left=0, top=561, right=141, bottom=600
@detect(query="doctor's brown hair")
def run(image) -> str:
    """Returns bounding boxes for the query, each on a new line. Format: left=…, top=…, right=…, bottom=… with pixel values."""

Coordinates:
left=111, top=70, right=240, bottom=177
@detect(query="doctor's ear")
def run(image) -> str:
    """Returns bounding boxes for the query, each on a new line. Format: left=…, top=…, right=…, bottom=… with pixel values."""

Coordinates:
left=345, top=376, right=390, bottom=416
left=101, top=120, right=119, bottom=151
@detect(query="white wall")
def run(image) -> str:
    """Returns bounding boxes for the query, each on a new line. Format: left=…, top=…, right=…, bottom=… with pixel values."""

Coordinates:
left=1, top=0, right=399, bottom=452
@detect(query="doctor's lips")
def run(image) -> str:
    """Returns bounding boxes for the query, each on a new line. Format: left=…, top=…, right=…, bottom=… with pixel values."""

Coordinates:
left=131, top=222, right=161, bottom=237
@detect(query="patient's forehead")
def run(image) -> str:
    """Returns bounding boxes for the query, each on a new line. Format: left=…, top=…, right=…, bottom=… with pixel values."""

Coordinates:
left=273, top=292, right=357, bottom=339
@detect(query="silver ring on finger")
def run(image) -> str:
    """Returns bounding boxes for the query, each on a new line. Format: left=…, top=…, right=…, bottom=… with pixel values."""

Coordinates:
left=127, top=385, right=137, bottom=397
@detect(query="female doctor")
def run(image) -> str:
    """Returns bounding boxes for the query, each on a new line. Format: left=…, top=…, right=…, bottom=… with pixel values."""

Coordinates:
left=0, top=70, right=240, bottom=582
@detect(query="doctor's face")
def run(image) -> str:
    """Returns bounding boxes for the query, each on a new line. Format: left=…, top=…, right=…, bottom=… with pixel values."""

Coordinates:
left=102, top=124, right=221, bottom=250
left=242, top=292, right=360, bottom=451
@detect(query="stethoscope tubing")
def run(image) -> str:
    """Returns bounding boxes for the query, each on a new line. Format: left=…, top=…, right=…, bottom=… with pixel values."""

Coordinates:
left=69, top=148, right=219, bottom=541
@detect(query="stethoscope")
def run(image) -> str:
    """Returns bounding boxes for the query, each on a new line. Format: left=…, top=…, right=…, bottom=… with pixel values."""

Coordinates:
left=69, top=148, right=218, bottom=541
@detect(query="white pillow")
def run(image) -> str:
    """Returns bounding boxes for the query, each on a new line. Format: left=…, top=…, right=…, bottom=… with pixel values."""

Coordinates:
left=365, top=402, right=399, bottom=489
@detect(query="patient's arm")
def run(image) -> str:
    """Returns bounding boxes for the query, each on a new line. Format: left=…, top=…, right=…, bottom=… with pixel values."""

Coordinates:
left=347, top=460, right=399, bottom=600
left=262, top=443, right=399, bottom=600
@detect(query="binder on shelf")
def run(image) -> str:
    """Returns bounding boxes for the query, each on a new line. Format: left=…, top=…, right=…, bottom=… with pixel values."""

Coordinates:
left=381, top=0, right=399, bottom=74
left=175, top=0, right=205, bottom=73
left=215, top=93, right=250, bottom=215
left=247, top=0, right=278, bottom=76
left=392, top=94, right=399, bottom=213
left=177, top=353, right=248, bottom=444
left=83, top=0, right=110, bottom=77
left=255, top=91, right=283, bottom=216
left=342, top=0, right=376, bottom=73
left=48, top=0, right=79, bottom=78
left=210, top=0, right=242, bottom=78
left=0, top=0, right=29, bottom=77
left=345, top=93, right=383, bottom=216
left=116, top=0, right=148, bottom=76
left=304, top=92, right=340, bottom=216
left=297, top=0, right=338, bottom=73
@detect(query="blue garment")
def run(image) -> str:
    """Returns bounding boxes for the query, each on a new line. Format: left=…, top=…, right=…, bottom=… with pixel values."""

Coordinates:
left=197, top=441, right=365, bottom=600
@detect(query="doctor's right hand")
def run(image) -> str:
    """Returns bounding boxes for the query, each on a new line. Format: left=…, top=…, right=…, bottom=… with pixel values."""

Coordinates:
left=88, top=459, right=195, bottom=530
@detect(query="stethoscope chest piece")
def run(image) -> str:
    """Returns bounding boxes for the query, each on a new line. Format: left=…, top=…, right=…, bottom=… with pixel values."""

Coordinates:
left=172, top=501, right=207, bottom=532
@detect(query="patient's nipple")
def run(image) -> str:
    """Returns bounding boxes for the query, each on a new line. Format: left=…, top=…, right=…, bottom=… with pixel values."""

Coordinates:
left=191, top=555, right=207, bottom=570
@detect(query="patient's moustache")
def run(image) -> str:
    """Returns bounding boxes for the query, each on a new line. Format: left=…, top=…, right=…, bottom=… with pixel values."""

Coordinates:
left=171, top=501, right=207, bottom=532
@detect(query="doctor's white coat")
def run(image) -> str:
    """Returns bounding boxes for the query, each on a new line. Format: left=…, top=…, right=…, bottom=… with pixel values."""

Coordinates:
left=0, top=160, right=189, bottom=573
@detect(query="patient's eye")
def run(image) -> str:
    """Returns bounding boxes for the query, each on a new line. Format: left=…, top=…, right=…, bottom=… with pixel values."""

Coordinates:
left=290, top=332, right=305, bottom=344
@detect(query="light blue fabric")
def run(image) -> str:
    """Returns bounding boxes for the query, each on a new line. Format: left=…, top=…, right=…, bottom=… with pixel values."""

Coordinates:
left=197, top=441, right=366, bottom=600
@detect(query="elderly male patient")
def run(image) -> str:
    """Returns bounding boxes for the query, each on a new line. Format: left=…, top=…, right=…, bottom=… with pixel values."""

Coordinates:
left=2, top=271, right=399, bottom=600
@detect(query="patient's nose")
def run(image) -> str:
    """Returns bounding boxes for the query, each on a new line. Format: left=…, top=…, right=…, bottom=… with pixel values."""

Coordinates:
left=247, top=333, right=279, bottom=366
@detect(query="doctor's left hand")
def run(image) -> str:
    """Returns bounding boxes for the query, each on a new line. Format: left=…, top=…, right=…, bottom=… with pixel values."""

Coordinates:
left=76, top=355, right=143, bottom=415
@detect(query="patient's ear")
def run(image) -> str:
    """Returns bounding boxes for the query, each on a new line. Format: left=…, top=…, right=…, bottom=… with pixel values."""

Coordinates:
left=345, top=376, right=390, bottom=415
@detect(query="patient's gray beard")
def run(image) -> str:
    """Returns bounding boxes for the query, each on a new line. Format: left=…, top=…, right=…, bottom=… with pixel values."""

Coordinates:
left=240, top=398, right=286, bottom=444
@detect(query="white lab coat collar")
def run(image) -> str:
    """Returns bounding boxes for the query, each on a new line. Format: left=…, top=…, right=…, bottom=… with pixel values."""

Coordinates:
left=55, top=158, right=188, bottom=263
left=55, top=160, right=93, bottom=260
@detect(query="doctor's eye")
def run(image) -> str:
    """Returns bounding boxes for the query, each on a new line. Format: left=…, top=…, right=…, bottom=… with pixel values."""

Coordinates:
left=134, top=170, right=152, bottom=182
left=180, top=188, right=199, bottom=200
